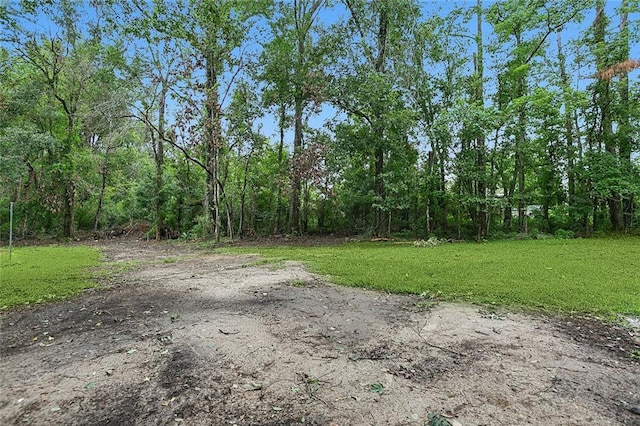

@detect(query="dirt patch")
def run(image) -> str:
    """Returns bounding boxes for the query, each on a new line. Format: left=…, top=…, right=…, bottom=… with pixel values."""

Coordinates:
left=555, top=315, right=640, bottom=361
left=1, top=240, right=639, bottom=425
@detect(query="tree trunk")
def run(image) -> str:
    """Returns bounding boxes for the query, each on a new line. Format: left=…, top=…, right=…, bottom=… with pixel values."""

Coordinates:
left=515, top=59, right=527, bottom=234
left=93, top=149, right=110, bottom=232
left=154, top=83, right=167, bottom=240
left=205, top=49, right=222, bottom=242
left=20, top=164, right=36, bottom=237
left=474, top=0, right=487, bottom=241
left=504, top=160, right=517, bottom=232
left=288, top=0, right=325, bottom=234
left=302, top=180, right=310, bottom=233
left=516, top=117, right=526, bottom=233
left=63, top=185, right=75, bottom=237
left=225, top=197, right=233, bottom=240
left=274, top=104, right=286, bottom=234
left=62, top=114, right=76, bottom=238
left=556, top=31, right=576, bottom=203
left=373, top=7, right=388, bottom=237
left=619, top=0, right=632, bottom=229
left=238, top=148, right=253, bottom=239
left=291, top=94, right=303, bottom=234
left=425, top=149, right=435, bottom=234
left=594, top=1, right=623, bottom=231
left=373, top=146, right=385, bottom=236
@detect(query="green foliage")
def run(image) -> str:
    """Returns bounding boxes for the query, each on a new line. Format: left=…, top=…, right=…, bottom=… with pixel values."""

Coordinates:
left=369, top=382, right=385, bottom=394
left=578, top=152, right=640, bottom=200
left=229, top=238, right=640, bottom=315
left=554, top=229, right=575, bottom=239
left=427, top=413, right=456, bottom=426
left=0, top=0, right=639, bottom=240
left=0, top=245, right=100, bottom=309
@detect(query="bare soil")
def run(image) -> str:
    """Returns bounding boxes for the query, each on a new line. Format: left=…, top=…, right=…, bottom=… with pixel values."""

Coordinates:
left=1, top=239, right=639, bottom=425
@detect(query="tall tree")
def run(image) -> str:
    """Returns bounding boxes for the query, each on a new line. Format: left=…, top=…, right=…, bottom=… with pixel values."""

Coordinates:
left=472, top=0, right=488, bottom=240
left=226, top=80, right=269, bottom=238
left=617, top=0, right=633, bottom=229
left=260, top=0, right=327, bottom=234
left=259, top=16, right=295, bottom=234
left=488, top=0, right=585, bottom=233
left=337, top=0, right=419, bottom=236
left=1, top=0, right=116, bottom=236
left=117, top=1, right=183, bottom=240
left=556, top=30, right=577, bottom=206
left=290, top=0, right=325, bottom=234
left=591, top=0, right=624, bottom=230
left=123, top=0, right=270, bottom=241
left=399, top=9, right=465, bottom=236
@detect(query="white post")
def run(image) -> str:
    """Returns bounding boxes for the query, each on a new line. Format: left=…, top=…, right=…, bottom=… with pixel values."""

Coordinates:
left=9, top=202, right=13, bottom=261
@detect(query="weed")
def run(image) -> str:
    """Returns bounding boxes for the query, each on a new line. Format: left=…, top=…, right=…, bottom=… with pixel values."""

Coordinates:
left=427, top=412, right=458, bottom=426
left=415, top=300, right=437, bottom=310
left=292, top=279, right=306, bottom=287
left=369, top=382, right=385, bottom=394
left=298, top=373, right=321, bottom=398
left=403, top=300, right=437, bottom=313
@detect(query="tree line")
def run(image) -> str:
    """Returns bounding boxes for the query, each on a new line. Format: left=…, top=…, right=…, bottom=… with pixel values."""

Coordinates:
left=0, top=0, right=638, bottom=242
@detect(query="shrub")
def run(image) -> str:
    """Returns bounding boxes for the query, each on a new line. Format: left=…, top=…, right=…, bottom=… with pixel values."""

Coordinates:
left=554, top=229, right=575, bottom=239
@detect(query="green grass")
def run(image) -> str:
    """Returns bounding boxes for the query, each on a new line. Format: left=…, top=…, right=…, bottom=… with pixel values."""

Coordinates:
left=227, top=238, right=640, bottom=315
left=0, top=245, right=101, bottom=309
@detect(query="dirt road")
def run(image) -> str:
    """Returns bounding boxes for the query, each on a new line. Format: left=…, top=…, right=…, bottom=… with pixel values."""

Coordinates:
left=1, top=240, right=639, bottom=425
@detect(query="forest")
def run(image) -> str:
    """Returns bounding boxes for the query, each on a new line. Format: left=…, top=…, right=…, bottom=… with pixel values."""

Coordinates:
left=0, top=0, right=638, bottom=242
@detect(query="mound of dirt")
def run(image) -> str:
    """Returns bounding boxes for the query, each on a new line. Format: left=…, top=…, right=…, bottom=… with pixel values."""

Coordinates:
left=1, top=240, right=638, bottom=425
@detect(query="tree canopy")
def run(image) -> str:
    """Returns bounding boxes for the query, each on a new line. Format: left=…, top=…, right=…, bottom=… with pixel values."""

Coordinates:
left=1, top=0, right=639, bottom=240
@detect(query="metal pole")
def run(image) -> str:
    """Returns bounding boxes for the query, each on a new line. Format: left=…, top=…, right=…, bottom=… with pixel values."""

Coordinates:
left=9, top=202, right=13, bottom=261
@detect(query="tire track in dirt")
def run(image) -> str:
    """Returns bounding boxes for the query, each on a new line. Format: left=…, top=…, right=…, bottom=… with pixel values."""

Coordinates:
left=1, top=240, right=638, bottom=425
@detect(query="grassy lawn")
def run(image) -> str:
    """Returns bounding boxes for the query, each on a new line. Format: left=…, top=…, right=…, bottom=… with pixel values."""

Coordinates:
left=228, top=238, right=640, bottom=315
left=0, top=245, right=100, bottom=309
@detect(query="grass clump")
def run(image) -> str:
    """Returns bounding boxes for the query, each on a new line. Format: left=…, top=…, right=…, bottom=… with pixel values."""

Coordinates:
left=228, top=238, right=640, bottom=315
left=0, top=245, right=100, bottom=309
